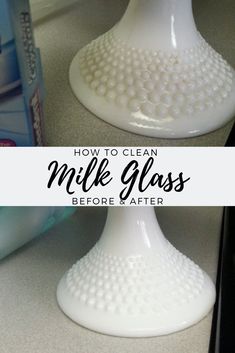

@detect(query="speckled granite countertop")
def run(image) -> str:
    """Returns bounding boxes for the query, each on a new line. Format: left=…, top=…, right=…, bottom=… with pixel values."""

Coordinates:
left=0, top=207, right=222, bottom=353
left=0, top=1, right=231, bottom=351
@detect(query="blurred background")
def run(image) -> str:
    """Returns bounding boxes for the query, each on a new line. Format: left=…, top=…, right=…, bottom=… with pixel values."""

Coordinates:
left=30, top=0, right=79, bottom=21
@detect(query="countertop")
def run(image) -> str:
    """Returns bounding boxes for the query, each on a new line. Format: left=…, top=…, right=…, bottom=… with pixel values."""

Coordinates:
left=34, top=0, right=235, bottom=146
left=0, top=207, right=222, bottom=353
left=1, top=1, right=230, bottom=351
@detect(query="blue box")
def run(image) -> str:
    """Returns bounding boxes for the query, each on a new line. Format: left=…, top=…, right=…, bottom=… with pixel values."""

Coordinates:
left=0, top=0, right=44, bottom=146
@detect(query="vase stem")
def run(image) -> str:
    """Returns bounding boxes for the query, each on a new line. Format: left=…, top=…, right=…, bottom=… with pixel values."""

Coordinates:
left=98, top=207, right=167, bottom=256
left=116, top=0, right=198, bottom=50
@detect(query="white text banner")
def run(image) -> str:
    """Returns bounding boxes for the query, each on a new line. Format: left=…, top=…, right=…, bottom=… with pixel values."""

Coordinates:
left=0, top=147, right=234, bottom=206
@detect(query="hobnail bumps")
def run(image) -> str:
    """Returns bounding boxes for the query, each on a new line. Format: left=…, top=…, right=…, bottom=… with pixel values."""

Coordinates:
left=57, top=207, right=215, bottom=336
left=78, top=30, right=233, bottom=121
left=65, top=241, right=205, bottom=317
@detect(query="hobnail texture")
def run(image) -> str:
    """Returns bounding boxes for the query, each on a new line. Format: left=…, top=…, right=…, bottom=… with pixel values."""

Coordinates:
left=70, top=0, right=235, bottom=138
left=78, top=32, right=233, bottom=119
left=57, top=207, right=215, bottom=337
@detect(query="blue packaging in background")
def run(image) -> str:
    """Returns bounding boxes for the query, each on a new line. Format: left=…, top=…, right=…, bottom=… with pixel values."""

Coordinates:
left=0, top=0, right=44, bottom=146
left=0, top=207, right=76, bottom=260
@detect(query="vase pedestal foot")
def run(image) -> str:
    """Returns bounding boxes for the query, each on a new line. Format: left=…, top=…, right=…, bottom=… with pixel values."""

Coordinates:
left=57, top=207, right=215, bottom=337
left=69, top=0, right=235, bottom=138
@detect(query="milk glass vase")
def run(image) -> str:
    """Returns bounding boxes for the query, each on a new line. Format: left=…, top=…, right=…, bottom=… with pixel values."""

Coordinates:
left=57, top=207, right=215, bottom=337
left=70, top=0, right=235, bottom=138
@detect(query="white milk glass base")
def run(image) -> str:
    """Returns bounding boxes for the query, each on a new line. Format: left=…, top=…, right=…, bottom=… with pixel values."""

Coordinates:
left=57, top=207, right=215, bottom=337
left=70, top=0, right=235, bottom=138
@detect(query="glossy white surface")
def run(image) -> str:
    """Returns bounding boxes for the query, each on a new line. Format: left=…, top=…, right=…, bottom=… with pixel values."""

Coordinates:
left=57, top=207, right=216, bottom=337
left=34, top=0, right=234, bottom=146
left=70, top=0, right=235, bottom=138
left=115, top=0, right=198, bottom=51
